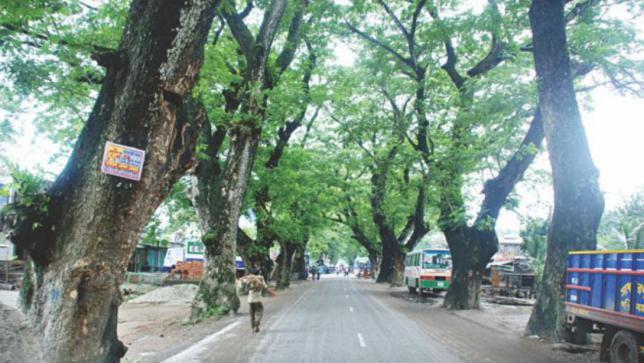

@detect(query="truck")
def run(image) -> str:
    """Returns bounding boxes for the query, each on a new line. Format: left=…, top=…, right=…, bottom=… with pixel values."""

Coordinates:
left=565, top=249, right=643, bottom=363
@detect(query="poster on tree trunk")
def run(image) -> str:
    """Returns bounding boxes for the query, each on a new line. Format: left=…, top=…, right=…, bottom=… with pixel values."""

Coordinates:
left=100, top=141, right=146, bottom=181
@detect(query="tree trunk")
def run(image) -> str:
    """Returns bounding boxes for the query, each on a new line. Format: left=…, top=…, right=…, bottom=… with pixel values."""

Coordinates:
left=292, top=244, right=307, bottom=280
left=526, top=0, right=604, bottom=341
left=192, top=0, right=289, bottom=318
left=237, top=227, right=274, bottom=280
left=276, top=242, right=296, bottom=289
left=368, top=252, right=379, bottom=279
left=3, top=1, right=217, bottom=361
left=443, top=227, right=497, bottom=309
left=376, top=235, right=404, bottom=285
left=192, top=124, right=261, bottom=317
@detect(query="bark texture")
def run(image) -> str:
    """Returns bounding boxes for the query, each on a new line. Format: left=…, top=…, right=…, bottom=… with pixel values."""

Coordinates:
left=526, top=0, right=604, bottom=341
left=3, top=1, right=217, bottom=361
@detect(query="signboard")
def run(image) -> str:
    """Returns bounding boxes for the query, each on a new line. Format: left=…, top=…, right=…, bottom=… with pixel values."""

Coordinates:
left=100, top=142, right=146, bottom=181
left=185, top=241, right=206, bottom=260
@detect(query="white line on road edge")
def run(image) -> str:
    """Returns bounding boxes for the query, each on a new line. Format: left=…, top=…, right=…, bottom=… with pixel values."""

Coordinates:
left=349, top=306, right=354, bottom=313
left=161, top=320, right=241, bottom=363
left=357, top=333, right=367, bottom=348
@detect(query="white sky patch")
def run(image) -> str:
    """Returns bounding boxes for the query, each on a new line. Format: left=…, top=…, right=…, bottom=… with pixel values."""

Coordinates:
left=331, top=40, right=357, bottom=67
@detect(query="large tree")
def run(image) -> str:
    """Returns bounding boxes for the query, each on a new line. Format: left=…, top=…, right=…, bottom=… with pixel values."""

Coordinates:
left=525, top=0, right=605, bottom=341
left=1, top=0, right=218, bottom=361
left=190, top=0, right=308, bottom=318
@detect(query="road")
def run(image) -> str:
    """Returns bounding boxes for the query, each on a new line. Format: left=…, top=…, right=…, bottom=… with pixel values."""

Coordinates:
left=152, top=276, right=587, bottom=363
left=162, top=276, right=460, bottom=363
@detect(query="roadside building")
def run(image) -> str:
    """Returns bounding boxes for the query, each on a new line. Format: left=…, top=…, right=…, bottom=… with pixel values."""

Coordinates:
left=494, top=234, right=524, bottom=261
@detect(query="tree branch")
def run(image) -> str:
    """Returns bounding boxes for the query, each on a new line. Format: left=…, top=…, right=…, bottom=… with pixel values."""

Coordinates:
left=377, top=0, right=410, bottom=39
left=221, top=3, right=255, bottom=61
left=239, top=0, right=254, bottom=18
left=426, top=7, right=465, bottom=89
left=345, top=22, right=414, bottom=68
left=275, top=0, right=308, bottom=74
left=475, top=109, right=544, bottom=224
left=466, top=34, right=507, bottom=77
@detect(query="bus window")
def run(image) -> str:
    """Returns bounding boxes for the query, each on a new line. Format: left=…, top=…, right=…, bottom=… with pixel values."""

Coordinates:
left=423, top=252, right=450, bottom=269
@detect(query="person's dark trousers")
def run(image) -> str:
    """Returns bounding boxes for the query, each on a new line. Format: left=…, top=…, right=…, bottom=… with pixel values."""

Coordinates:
left=250, top=302, right=264, bottom=331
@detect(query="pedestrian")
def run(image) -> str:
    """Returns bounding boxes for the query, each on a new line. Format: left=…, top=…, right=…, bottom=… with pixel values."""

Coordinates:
left=316, top=264, right=322, bottom=280
left=238, top=269, right=268, bottom=333
left=309, top=265, right=317, bottom=281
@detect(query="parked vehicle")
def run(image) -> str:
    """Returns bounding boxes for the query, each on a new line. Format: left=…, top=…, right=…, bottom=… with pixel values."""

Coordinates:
left=565, top=249, right=643, bottom=363
left=482, top=256, right=535, bottom=298
left=404, top=248, right=451, bottom=294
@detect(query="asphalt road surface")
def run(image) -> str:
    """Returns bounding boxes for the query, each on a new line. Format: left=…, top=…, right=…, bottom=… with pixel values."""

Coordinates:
left=162, top=277, right=461, bottom=363
left=156, top=276, right=587, bottom=363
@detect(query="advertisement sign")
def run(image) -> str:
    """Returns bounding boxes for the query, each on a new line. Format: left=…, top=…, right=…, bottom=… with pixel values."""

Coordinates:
left=185, top=241, right=206, bottom=260
left=100, top=141, right=146, bottom=181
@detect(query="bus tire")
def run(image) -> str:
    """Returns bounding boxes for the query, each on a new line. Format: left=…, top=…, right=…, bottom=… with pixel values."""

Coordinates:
left=610, top=330, right=639, bottom=363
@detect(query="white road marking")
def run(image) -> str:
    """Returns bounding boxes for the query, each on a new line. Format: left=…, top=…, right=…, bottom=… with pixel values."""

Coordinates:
left=357, top=332, right=367, bottom=347
left=345, top=294, right=349, bottom=299
left=349, top=306, right=354, bottom=313
left=161, top=320, right=241, bottom=363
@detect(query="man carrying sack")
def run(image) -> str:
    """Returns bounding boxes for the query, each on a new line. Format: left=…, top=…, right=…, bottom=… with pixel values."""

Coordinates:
left=238, top=269, right=272, bottom=332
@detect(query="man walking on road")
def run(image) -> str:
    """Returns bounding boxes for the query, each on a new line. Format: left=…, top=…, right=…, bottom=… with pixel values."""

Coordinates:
left=238, top=269, right=268, bottom=332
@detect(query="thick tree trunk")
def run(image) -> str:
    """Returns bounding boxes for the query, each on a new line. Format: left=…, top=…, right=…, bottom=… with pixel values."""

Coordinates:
left=368, top=252, right=379, bottom=278
left=376, top=236, right=404, bottom=285
left=526, top=0, right=604, bottom=341
left=192, top=125, right=261, bottom=317
left=192, top=0, right=289, bottom=318
left=237, top=227, right=274, bottom=280
left=3, top=1, right=216, bottom=362
left=443, top=227, right=497, bottom=309
left=292, top=244, right=307, bottom=280
left=276, top=242, right=296, bottom=289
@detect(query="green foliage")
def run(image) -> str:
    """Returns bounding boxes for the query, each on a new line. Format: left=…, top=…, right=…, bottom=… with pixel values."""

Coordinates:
left=1, top=162, right=50, bottom=215
left=598, top=190, right=644, bottom=249
left=140, top=217, right=169, bottom=247
left=0, top=0, right=127, bottom=151
left=520, top=216, right=548, bottom=283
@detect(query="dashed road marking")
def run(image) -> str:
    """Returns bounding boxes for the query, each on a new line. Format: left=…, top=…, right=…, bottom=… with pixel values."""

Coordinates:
left=357, top=333, right=366, bottom=347
left=345, top=294, right=349, bottom=299
left=349, top=306, right=354, bottom=313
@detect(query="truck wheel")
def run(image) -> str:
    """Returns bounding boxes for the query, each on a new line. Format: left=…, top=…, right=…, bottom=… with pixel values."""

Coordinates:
left=610, top=330, right=639, bottom=363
